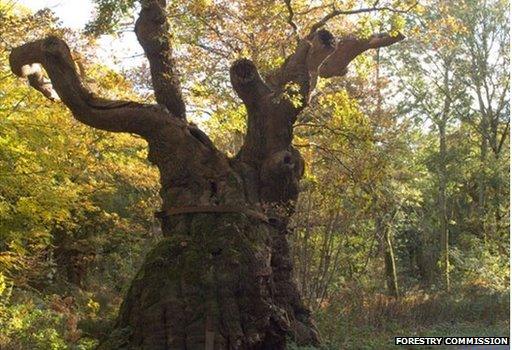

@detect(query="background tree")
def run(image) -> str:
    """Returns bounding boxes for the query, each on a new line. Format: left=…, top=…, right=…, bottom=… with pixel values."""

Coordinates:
left=388, top=0, right=509, bottom=292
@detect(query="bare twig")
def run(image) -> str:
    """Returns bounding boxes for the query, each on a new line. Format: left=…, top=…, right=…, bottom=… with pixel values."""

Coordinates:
left=283, top=0, right=300, bottom=41
left=309, top=1, right=419, bottom=35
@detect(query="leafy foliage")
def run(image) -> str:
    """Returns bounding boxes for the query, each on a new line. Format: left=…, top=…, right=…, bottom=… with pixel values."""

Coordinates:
left=0, top=2, right=159, bottom=348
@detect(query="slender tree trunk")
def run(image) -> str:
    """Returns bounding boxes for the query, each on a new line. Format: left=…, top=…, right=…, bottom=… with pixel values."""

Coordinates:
left=439, top=117, right=450, bottom=293
left=384, top=226, right=399, bottom=298
left=299, top=191, right=313, bottom=299
left=375, top=215, right=399, bottom=298
left=374, top=48, right=399, bottom=298
left=478, top=119, right=488, bottom=242
left=436, top=60, right=452, bottom=293
left=417, top=221, right=436, bottom=287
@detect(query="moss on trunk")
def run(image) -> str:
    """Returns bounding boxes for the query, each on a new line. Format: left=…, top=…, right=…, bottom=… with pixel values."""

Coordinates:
left=99, top=213, right=317, bottom=349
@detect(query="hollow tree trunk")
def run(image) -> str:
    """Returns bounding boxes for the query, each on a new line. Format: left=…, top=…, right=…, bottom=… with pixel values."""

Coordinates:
left=9, top=1, right=404, bottom=347
left=106, top=215, right=316, bottom=349
left=98, top=166, right=319, bottom=349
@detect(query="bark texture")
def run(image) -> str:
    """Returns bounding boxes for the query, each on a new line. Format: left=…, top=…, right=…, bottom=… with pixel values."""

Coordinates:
left=9, top=1, right=404, bottom=348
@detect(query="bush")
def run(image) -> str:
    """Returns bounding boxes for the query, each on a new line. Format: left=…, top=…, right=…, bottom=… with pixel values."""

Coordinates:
left=0, top=274, right=98, bottom=350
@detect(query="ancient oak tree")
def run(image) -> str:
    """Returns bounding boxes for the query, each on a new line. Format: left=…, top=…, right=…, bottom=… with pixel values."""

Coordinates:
left=9, top=0, right=403, bottom=348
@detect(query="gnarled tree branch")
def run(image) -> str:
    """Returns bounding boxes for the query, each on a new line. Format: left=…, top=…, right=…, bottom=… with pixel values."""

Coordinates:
left=230, top=58, right=279, bottom=167
left=135, top=0, right=186, bottom=119
left=232, top=27, right=403, bottom=207
left=319, top=32, right=405, bottom=78
left=230, top=58, right=272, bottom=110
left=9, top=36, right=169, bottom=136
left=267, top=29, right=336, bottom=113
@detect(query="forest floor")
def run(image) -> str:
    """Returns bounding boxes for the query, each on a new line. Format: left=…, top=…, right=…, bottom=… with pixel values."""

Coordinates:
left=342, top=321, right=510, bottom=349
left=308, top=289, right=510, bottom=350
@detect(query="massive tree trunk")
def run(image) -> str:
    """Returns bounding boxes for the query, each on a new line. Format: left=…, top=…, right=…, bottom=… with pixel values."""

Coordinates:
left=9, top=1, right=403, bottom=348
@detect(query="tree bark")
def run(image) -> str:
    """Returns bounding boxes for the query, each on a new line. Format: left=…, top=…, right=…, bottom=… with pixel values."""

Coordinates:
left=9, top=2, right=404, bottom=347
left=438, top=63, right=451, bottom=293
left=383, top=224, right=399, bottom=298
left=439, top=120, right=450, bottom=293
left=375, top=215, right=399, bottom=298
